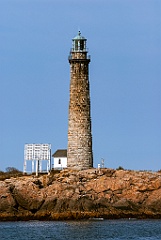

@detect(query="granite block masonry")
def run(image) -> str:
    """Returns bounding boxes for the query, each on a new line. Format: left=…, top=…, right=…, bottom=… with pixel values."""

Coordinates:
left=67, top=31, right=93, bottom=169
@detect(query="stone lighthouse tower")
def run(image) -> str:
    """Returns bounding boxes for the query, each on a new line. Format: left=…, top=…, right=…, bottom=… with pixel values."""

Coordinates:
left=67, top=31, right=93, bottom=169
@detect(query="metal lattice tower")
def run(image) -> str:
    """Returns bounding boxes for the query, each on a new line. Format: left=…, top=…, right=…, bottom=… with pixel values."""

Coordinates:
left=67, top=31, right=93, bottom=169
left=24, top=143, right=51, bottom=175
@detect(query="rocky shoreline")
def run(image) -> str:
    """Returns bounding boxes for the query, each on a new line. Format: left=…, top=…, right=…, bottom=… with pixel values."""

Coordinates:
left=1, top=168, right=161, bottom=221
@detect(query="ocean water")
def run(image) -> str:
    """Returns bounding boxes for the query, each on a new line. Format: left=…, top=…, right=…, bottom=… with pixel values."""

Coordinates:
left=0, top=219, right=161, bottom=240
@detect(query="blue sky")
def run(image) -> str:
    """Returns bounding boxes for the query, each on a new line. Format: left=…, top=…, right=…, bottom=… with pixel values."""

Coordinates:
left=0, top=0, right=161, bottom=171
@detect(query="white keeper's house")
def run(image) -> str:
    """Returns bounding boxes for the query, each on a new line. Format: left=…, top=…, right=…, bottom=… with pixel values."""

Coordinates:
left=52, top=149, right=67, bottom=170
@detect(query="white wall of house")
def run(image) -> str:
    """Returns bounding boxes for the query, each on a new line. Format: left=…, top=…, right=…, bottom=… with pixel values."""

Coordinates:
left=54, top=157, right=67, bottom=169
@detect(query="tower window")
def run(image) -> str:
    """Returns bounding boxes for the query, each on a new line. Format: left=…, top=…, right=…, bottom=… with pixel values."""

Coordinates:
left=75, top=40, right=78, bottom=51
left=58, top=159, right=61, bottom=165
left=80, top=40, right=84, bottom=50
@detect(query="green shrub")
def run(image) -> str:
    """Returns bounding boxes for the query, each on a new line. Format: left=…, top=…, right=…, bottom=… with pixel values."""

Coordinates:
left=116, top=166, right=124, bottom=170
left=0, top=167, right=23, bottom=181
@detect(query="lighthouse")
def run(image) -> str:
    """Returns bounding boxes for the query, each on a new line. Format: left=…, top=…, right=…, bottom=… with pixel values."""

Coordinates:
left=67, top=31, right=93, bottom=169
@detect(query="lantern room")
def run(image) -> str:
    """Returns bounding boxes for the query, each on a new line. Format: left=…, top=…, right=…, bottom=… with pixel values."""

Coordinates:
left=72, top=31, right=87, bottom=52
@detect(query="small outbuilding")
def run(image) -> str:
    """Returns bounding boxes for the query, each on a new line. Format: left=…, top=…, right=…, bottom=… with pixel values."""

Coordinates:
left=52, top=149, right=67, bottom=170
